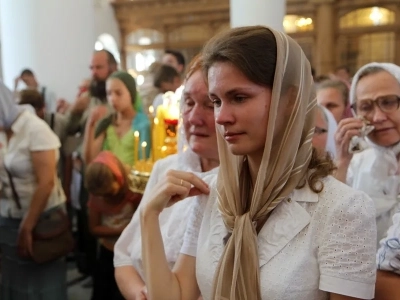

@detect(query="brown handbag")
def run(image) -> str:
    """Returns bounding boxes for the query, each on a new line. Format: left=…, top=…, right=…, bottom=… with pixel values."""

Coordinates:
left=5, top=168, right=75, bottom=264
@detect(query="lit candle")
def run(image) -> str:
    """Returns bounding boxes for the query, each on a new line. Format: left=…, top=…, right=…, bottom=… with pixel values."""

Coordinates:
left=152, top=117, right=159, bottom=162
left=141, top=141, right=147, bottom=161
left=149, top=105, right=154, bottom=115
left=155, top=107, right=166, bottom=160
left=134, top=131, right=139, bottom=165
left=161, top=145, right=167, bottom=158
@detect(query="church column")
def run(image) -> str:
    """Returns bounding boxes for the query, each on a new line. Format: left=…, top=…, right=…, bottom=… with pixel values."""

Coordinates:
left=394, top=7, right=400, bottom=66
left=0, top=0, right=96, bottom=103
left=230, top=0, right=286, bottom=31
left=314, top=0, right=336, bottom=76
left=120, top=30, right=128, bottom=71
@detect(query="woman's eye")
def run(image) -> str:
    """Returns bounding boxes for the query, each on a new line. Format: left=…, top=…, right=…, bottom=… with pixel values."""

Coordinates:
left=184, top=98, right=194, bottom=106
left=211, top=99, right=221, bottom=107
left=234, top=96, right=247, bottom=102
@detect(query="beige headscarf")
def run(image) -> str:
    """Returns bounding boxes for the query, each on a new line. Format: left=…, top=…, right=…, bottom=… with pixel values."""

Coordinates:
left=210, top=27, right=316, bottom=299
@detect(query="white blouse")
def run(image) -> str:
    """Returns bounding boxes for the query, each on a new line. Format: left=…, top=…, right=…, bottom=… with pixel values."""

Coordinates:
left=0, top=110, right=64, bottom=218
left=181, top=175, right=377, bottom=300
left=113, top=151, right=218, bottom=279
left=377, top=212, right=400, bottom=274
left=347, top=147, right=400, bottom=244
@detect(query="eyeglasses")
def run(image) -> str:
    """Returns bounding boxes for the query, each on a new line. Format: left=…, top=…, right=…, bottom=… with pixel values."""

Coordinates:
left=314, top=126, right=328, bottom=135
left=351, top=95, right=400, bottom=117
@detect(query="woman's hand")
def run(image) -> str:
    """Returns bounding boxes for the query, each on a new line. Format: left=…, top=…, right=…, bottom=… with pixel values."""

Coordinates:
left=88, top=105, right=108, bottom=127
left=143, top=170, right=210, bottom=215
left=334, top=117, right=364, bottom=166
left=17, top=223, right=33, bottom=259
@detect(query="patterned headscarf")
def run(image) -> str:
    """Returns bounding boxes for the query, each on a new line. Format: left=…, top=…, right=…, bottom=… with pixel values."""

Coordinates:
left=204, top=26, right=316, bottom=300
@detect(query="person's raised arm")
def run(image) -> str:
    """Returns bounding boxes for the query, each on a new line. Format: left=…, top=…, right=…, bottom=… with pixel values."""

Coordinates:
left=82, top=106, right=108, bottom=164
left=140, top=170, right=208, bottom=300
left=334, top=118, right=363, bottom=183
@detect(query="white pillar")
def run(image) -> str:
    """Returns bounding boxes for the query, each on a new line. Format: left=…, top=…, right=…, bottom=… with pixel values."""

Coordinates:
left=0, top=0, right=97, bottom=104
left=230, top=0, right=286, bottom=31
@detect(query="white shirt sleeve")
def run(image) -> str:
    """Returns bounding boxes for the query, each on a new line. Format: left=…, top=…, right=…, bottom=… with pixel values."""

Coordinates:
left=377, top=212, right=400, bottom=275
left=45, top=89, right=57, bottom=113
left=318, top=189, right=377, bottom=299
left=29, top=117, right=60, bottom=152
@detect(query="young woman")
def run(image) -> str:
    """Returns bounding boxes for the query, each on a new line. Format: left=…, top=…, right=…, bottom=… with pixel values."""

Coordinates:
left=84, top=71, right=150, bottom=166
left=140, top=26, right=377, bottom=300
left=85, top=151, right=141, bottom=300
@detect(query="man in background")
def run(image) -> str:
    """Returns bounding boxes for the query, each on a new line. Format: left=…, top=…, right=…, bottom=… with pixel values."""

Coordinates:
left=162, top=49, right=186, bottom=75
left=14, top=68, right=58, bottom=113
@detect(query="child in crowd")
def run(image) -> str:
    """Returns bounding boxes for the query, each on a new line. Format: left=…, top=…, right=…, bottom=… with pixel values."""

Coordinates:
left=85, top=151, right=141, bottom=300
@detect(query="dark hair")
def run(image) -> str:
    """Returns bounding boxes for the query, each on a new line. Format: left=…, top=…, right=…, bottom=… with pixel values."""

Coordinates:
left=202, top=26, right=276, bottom=89
left=165, top=50, right=186, bottom=68
left=19, top=89, right=44, bottom=109
left=95, top=49, right=117, bottom=68
left=153, top=64, right=179, bottom=88
left=311, top=67, right=316, bottom=77
left=85, top=159, right=129, bottom=196
left=20, top=69, right=34, bottom=77
left=316, top=79, right=349, bottom=106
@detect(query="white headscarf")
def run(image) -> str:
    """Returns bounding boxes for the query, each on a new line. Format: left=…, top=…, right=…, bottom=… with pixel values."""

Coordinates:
left=320, top=105, right=338, bottom=158
left=349, top=62, right=400, bottom=205
left=350, top=62, right=400, bottom=106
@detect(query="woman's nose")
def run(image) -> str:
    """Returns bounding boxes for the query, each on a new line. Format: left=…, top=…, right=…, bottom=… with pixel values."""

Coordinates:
left=215, top=103, right=235, bottom=125
left=372, top=107, right=388, bottom=123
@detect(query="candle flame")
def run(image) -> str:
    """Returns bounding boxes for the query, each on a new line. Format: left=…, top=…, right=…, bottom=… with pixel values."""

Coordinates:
left=161, top=146, right=167, bottom=152
left=134, top=131, right=139, bottom=137
left=149, top=106, right=154, bottom=114
left=154, top=118, right=159, bottom=125
left=141, top=141, right=147, bottom=147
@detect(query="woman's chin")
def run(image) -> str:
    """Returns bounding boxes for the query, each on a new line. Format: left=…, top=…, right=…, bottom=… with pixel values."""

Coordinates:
left=370, top=136, right=400, bottom=148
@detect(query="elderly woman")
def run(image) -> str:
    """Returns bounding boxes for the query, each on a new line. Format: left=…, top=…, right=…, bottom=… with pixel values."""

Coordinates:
left=335, top=62, right=400, bottom=244
left=0, top=82, right=67, bottom=299
left=140, top=26, right=376, bottom=300
left=113, top=55, right=219, bottom=299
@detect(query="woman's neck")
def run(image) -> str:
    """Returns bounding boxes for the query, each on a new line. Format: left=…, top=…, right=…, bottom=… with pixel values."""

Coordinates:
left=200, top=157, right=219, bottom=172
left=247, top=155, right=262, bottom=185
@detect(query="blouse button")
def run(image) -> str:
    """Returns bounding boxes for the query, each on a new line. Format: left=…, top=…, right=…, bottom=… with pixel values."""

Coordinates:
left=287, top=198, right=292, bottom=203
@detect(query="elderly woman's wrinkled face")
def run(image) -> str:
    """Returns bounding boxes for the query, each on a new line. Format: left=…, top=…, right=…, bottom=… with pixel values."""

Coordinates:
left=182, top=70, right=218, bottom=160
left=312, top=108, right=328, bottom=155
left=355, top=71, right=400, bottom=147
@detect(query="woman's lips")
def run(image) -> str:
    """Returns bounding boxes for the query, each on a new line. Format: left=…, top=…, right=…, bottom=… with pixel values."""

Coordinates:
left=224, top=132, right=244, bottom=142
left=374, top=127, right=394, bottom=133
